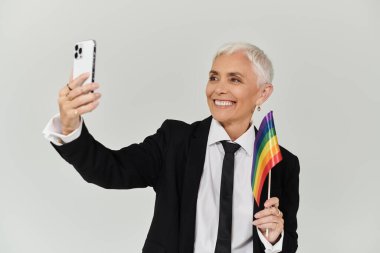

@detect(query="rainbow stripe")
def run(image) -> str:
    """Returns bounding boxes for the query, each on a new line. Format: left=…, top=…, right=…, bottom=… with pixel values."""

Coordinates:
left=251, top=111, right=283, bottom=206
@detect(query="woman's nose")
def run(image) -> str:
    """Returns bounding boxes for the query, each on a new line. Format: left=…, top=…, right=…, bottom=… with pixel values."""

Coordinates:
left=215, top=81, right=229, bottom=94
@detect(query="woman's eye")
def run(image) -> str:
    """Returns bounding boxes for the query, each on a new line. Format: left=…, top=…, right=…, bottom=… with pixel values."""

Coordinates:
left=231, top=78, right=241, bottom=84
left=209, top=76, right=218, bottom=81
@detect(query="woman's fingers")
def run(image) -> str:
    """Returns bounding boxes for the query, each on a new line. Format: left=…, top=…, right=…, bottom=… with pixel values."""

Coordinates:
left=59, top=83, right=70, bottom=97
left=70, top=72, right=91, bottom=89
left=69, top=91, right=101, bottom=109
left=253, top=215, right=284, bottom=226
left=264, top=197, right=279, bottom=208
left=59, top=72, right=91, bottom=98
left=253, top=212, right=284, bottom=240
left=67, top=82, right=100, bottom=101
left=74, top=98, right=100, bottom=115
left=254, top=206, right=282, bottom=219
left=256, top=222, right=278, bottom=230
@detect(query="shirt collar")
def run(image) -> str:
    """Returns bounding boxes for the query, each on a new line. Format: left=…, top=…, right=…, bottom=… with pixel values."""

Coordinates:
left=207, top=117, right=255, bottom=156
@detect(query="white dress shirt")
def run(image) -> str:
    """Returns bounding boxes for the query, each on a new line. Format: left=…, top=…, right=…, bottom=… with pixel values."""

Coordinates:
left=42, top=115, right=283, bottom=253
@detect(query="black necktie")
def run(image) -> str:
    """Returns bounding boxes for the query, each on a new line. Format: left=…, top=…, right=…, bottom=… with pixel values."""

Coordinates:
left=215, top=141, right=241, bottom=253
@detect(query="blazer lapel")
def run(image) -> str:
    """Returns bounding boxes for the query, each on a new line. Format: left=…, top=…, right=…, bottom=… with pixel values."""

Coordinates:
left=179, top=116, right=212, bottom=253
left=252, top=126, right=262, bottom=252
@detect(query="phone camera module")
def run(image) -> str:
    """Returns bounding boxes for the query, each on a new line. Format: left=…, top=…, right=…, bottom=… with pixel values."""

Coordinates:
left=74, top=45, right=83, bottom=59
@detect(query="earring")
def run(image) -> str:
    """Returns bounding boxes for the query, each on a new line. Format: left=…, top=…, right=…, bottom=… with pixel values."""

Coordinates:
left=257, top=105, right=261, bottom=112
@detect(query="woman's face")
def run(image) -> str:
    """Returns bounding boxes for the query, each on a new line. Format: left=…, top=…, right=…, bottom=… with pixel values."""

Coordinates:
left=206, top=52, right=261, bottom=127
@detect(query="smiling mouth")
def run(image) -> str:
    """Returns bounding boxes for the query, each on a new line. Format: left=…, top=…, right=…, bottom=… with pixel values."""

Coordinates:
left=213, top=99, right=236, bottom=107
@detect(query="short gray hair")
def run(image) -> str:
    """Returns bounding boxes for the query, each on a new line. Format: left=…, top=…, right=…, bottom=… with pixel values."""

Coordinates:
left=213, top=42, right=274, bottom=86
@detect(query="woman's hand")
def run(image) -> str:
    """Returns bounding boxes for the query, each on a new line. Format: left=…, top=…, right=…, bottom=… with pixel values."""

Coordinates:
left=58, top=72, right=101, bottom=135
left=252, top=197, right=284, bottom=244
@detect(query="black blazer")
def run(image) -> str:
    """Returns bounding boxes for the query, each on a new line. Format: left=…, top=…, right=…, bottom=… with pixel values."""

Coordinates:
left=51, top=115, right=300, bottom=253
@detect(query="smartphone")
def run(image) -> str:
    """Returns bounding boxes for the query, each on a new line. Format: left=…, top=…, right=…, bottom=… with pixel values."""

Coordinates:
left=73, top=39, right=96, bottom=85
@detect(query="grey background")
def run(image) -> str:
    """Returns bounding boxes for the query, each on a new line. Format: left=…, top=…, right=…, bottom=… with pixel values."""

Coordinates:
left=1, top=0, right=379, bottom=252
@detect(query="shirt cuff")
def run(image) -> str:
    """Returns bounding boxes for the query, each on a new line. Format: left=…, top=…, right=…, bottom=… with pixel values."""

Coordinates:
left=42, top=113, right=83, bottom=146
left=257, top=228, right=284, bottom=253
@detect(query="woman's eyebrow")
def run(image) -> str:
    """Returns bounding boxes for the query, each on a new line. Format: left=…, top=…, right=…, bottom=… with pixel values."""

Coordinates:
left=228, top=72, right=244, bottom=78
left=209, top=70, right=245, bottom=78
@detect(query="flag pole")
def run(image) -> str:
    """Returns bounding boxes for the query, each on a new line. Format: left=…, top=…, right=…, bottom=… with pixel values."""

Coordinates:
left=265, top=170, right=272, bottom=237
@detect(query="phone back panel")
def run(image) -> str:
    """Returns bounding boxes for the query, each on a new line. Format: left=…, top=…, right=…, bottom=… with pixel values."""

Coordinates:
left=73, top=40, right=96, bottom=85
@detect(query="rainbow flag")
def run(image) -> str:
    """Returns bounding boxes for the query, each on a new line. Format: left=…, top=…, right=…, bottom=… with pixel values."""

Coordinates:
left=251, top=111, right=283, bottom=206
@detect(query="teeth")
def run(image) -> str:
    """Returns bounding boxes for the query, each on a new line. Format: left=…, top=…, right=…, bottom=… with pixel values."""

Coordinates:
left=215, top=100, right=234, bottom=106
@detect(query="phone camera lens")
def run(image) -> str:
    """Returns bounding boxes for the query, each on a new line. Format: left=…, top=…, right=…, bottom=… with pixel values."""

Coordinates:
left=75, top=45, right=78, bottom=51
left=75, top=53, right=78, bottom=59
left=79, top=48, right=82, bottom=54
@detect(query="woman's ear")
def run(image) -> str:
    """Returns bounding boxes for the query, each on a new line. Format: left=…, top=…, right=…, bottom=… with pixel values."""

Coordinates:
left=256, top=83, right=273, bottom=106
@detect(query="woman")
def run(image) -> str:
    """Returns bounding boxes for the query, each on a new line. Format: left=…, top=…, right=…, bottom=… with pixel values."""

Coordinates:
left=43, top=42, right=300, bottom=253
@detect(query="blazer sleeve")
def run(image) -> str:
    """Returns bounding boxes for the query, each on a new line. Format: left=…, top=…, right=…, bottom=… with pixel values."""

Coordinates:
left=50, top=120, right=169, bottom=190
left=282, top=155, right=300, bottom=253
